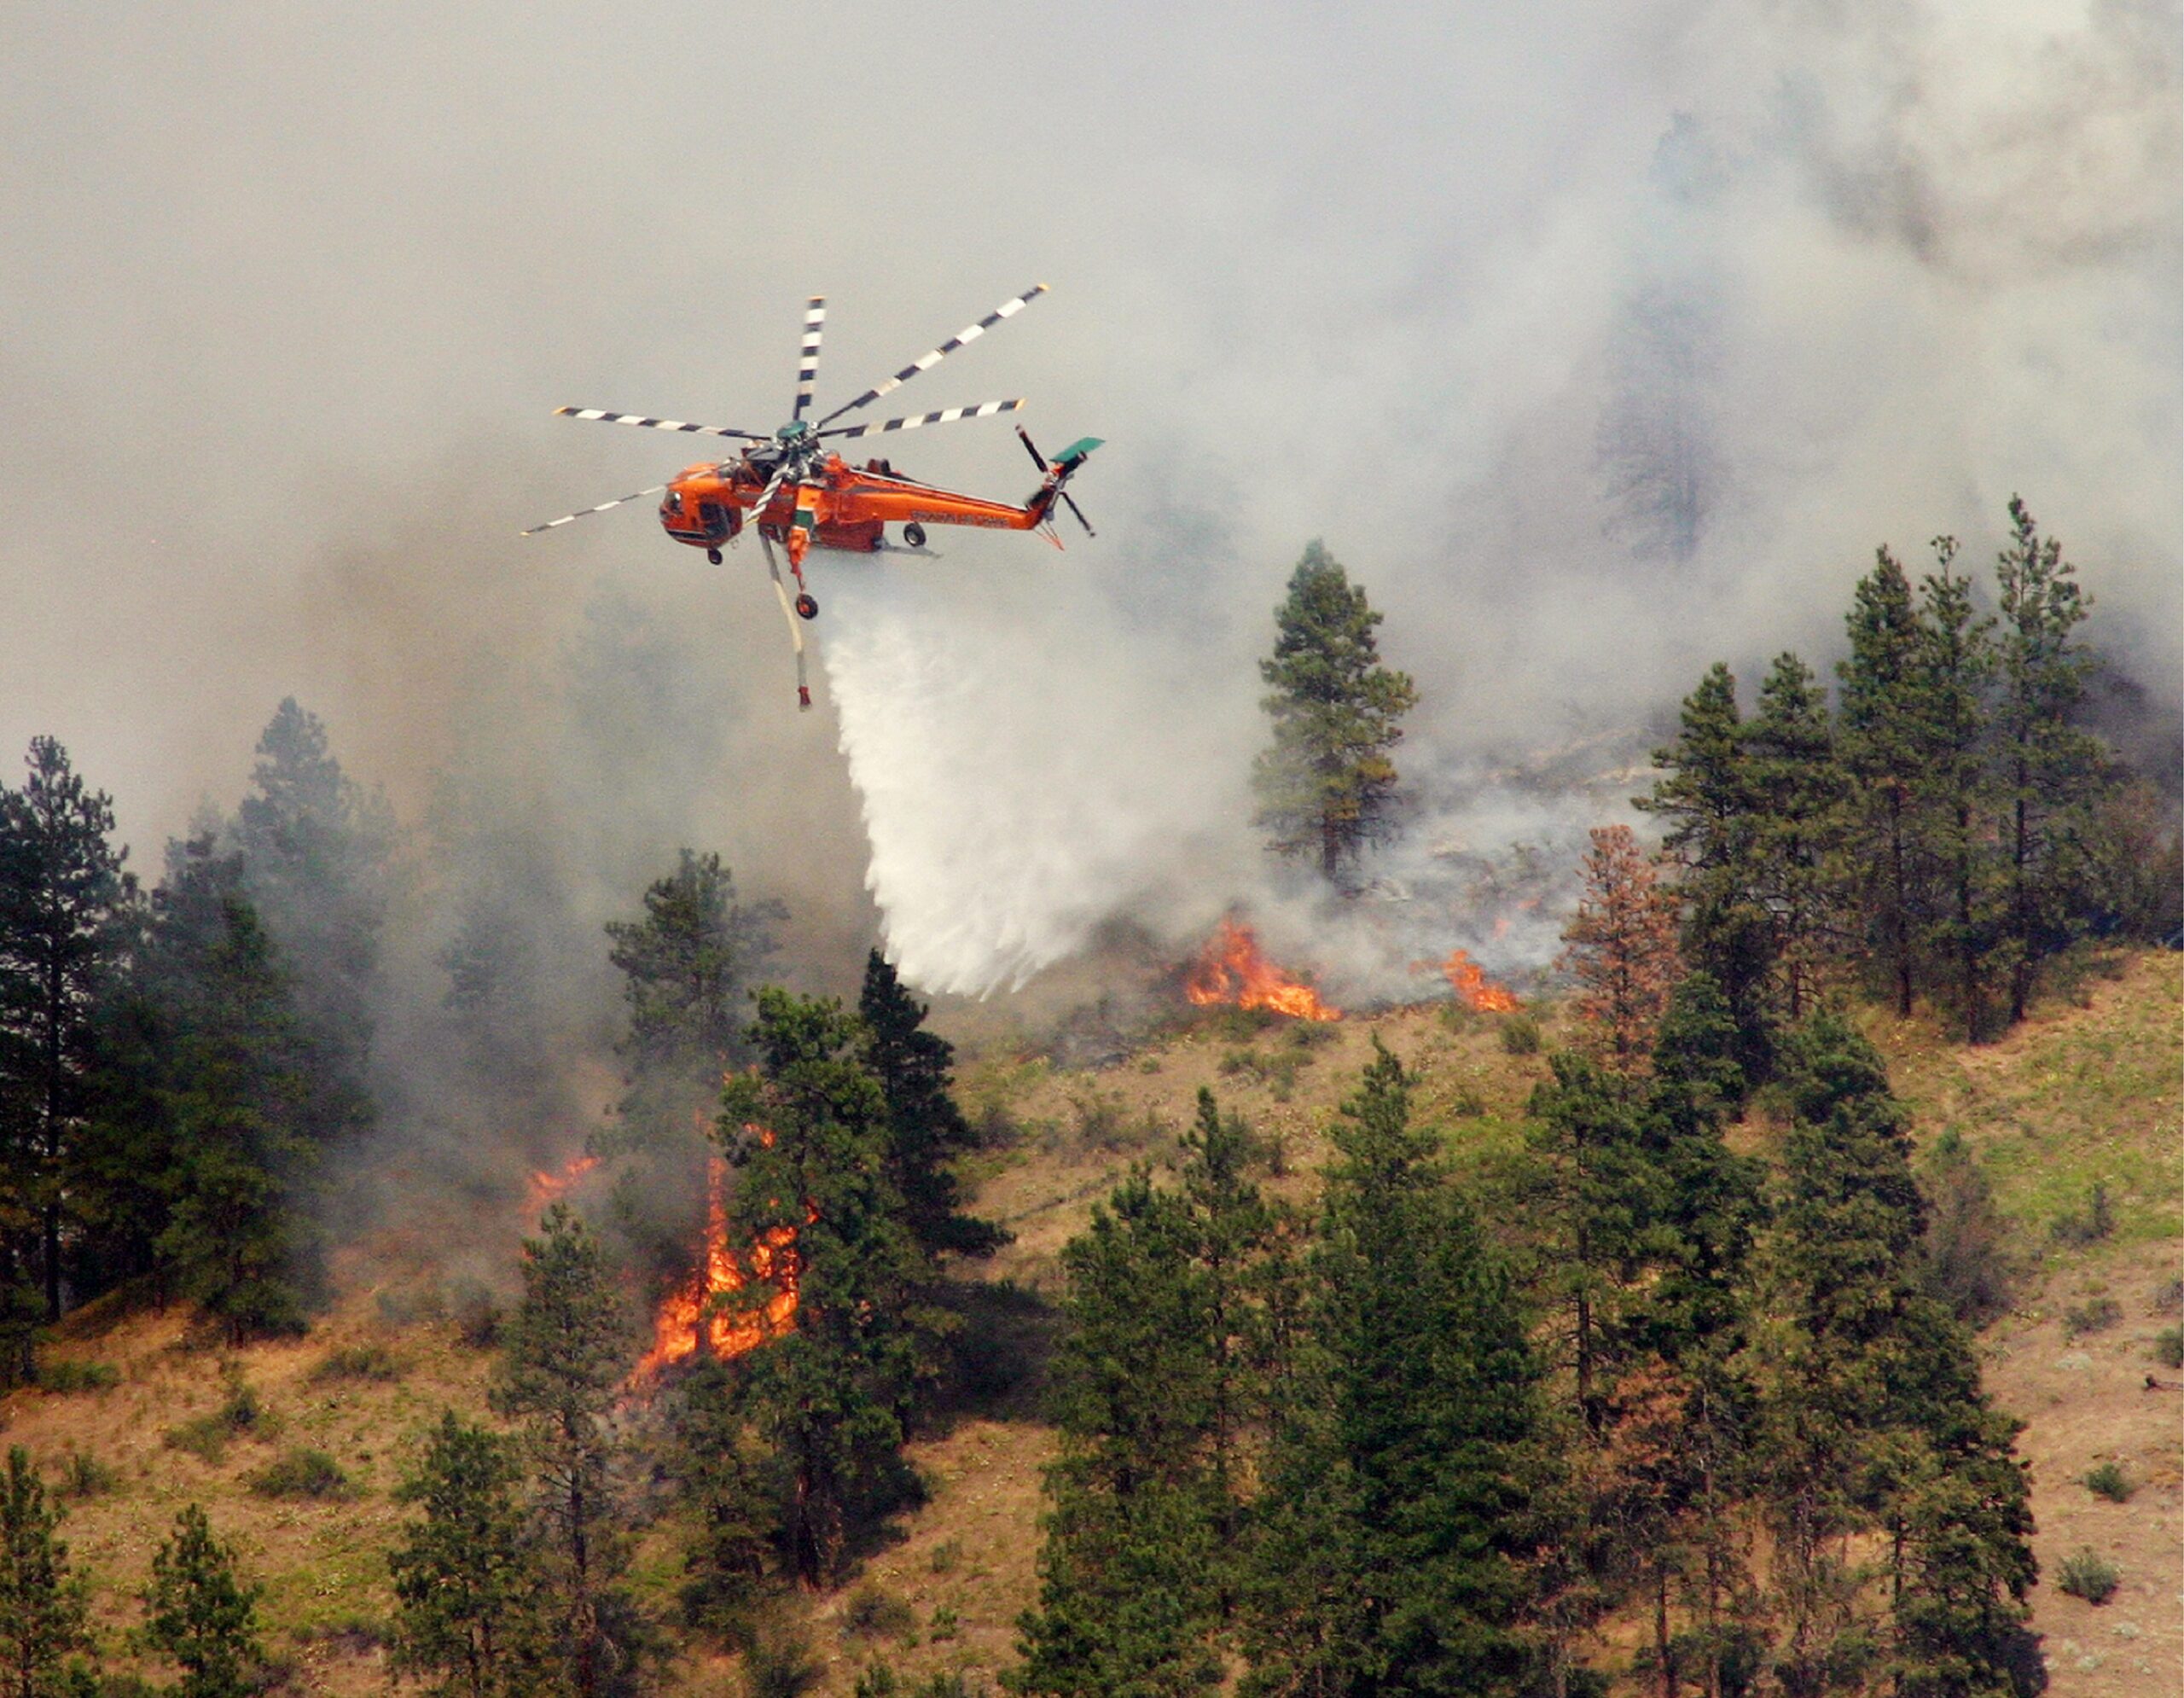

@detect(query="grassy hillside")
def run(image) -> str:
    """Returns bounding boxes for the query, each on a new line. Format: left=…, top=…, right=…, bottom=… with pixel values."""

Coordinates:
left=6, top=951, right=2176, bottom=1695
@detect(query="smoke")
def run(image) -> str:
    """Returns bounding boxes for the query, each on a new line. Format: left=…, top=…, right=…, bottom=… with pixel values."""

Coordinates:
left=1, top=0, right=2175, bottom=1026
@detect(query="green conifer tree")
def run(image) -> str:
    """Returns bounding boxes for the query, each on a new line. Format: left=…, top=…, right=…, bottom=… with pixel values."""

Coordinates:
left=857, top=951, right=1005, bottom=1260
left=1836, top=550, right=1931, bottom=1017
left=490, top=1204, right=643, bottom=1697
left=1762, top=1017, right=2036, bottom=1697
left=1243, top=1042, right=1540, bottom=1695
left=1990, top=497, right=2105, bottom=1024
left=0, top=1447, right=92, bottom=1698
left=1014, top=1170, right=1223, bottom=1697
left=140, top=1504, right=263, bottom=1698
left=1252, top=542, right=1418, bottom=884
left=389, top=1410, right=530, bottom=1698
left=139, top=840, right=318, bottom=1341
left=1639, top=664, right=1774, bottom=1073
left=1743, top=653, right=1845, bottom=1024
left=0, top=736, right=137, bottom=1329
left=229, top=699, right=391, bottom=1151
left=719, top=991, right=938, bottom=1587
left=1910, top=546, right=1999, bottom=1043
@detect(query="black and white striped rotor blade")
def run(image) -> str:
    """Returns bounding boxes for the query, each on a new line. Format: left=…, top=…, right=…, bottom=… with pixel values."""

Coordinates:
left=520, top=484, right=669, bottom=537
left=813, top=283, right=1048, bottom=427
left=741, top=464, right=793, bottom=527
left=822, top=398, right=1025, bottom=440
left=793, top=297, right=825, bottom=421
left=553, top=407, right=770, bottom=439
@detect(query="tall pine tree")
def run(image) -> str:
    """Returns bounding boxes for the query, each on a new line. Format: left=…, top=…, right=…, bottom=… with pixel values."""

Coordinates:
left=1911, top=545, right=1999, bottom=1043
left=718, top=991, right=938, bottom=1587
left=1836, top=550, right=1930, bottom=1018
left=1990, top=497, right=2103, bottom=1024
left=1244, top=1042, right=1540, bottom=1695
left=1742, top=653, right=1844, bottom=1025
left=0, top=736, right=137, bottom=1329
left=0, top=1446, right=92, bottom=1698
left=490, top=1204, right=644, bottom=1697
left=389, top=1410, right=530, bottom=1698
left=1252, top=542, right=1418, bottom=884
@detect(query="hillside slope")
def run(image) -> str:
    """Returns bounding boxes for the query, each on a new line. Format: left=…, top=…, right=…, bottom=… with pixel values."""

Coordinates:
left=4, top=951, right=2175, bottom=1695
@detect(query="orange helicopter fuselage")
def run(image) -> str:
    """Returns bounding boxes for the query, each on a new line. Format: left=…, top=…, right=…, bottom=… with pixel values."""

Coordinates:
left=658, top=454, right=1046, bottom=555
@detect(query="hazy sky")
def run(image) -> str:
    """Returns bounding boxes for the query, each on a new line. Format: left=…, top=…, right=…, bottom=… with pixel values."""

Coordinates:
left=4, top=0, right=2176, bottom=996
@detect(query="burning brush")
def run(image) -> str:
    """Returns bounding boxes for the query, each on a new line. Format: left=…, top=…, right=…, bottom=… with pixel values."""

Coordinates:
left=1185, top=917, right=1342, bottom=1022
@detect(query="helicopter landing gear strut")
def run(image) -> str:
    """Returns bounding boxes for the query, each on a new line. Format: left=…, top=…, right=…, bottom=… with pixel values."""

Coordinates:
left=706, top=546, right=723, bottom=565
left=759, top=533, right=813, bottom=711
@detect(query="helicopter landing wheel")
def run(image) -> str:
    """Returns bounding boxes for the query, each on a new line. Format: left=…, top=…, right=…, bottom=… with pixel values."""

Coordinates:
left=794, top=592, right=819, bottom=621
left=903, top=522, right=926, bottom=549
left=706, top=547, right=723, bottom=565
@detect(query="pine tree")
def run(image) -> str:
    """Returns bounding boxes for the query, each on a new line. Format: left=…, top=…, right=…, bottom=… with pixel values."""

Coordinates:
left=1761, top=1017, right=2036, bottom=1697
left=1990, top=497, right=2104, bottom=1024
left=719, top=991, right=938, bottom=1587
left=671, top=1359, right=779, bottom=1649
left=140, top=1504, right=263, bottom=1698
left=0, top=1447, right=91, bottom=1698
left=1524, top=1055, right=1664, bottom=1435
left=0, top=737, right=137, bottom=1327
left=601, top=850, right=784, bottom=1294
left=1243, top=1041, right=1540, bottom=1695
left=1015, top=1089, right=1283, bottom=1695
left=857, top=951, right=1005, bottom=1260
left=389, top=1411, right=529, bottom=1698
left=1252, top=542, right=1418, bottom=884
left=1557, top=825, right=1682, bottom=1075
left=1014, top=1169, right=1223, bottom=1696
left=1836, top=549, right=1930, bottom=1017
left=1742, top=653, right=1844, bottom=1024
left=490, top=1204, right=641, bottom=1697
left=1638, top=665, right=1773, bottom=1074
left=136, top=840, right=317, bottom=1342
left=1910, top=546, right=1998, bottom=1043
left=229, top=699, right=391, bottom=1151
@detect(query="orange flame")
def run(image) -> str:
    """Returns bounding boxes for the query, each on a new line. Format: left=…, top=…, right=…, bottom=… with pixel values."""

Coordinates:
left=629, top=1154, right=800, bottom=1384
left=1435, top=948, right=1520, bottom=1013
left=526, top=1154, right=600, bottom=1212
left=1185, top=918, right=1341, bottom=1021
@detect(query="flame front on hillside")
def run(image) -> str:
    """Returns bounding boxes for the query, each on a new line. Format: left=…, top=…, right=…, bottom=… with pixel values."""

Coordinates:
left=1185, top=918, right=1341, bottom=1022
left=1434, top=948, right=1520, bottom=1013
left=629, top=1154, right=800, bottom=1387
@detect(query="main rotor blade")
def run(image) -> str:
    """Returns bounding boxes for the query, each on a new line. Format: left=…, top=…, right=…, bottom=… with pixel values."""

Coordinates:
left=813, top=283, right=1048, bottom=428
left=553, top=407, right=770, bottom=439
left=793, top=297, right=825, bottom=421
left=821, top=398, right=1026, bottom=439
left=520, top=484, right=669, bottom=536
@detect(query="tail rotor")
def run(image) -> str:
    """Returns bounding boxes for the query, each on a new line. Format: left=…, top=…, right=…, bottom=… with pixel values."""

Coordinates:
left=1017, top=426, right=1098, bottom=538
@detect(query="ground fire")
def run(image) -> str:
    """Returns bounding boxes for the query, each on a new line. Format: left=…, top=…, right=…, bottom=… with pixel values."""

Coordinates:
left=525, top=1153, right=600, bottom=1213
left=1185, top=917, right=1342, bottom=1022
left=630, top=1153, right=800, bottom=1384
left=1432, top=947, right=1520, bottom=1013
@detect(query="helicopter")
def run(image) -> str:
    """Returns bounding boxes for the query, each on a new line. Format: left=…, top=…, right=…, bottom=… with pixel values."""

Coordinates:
left=526, top=283, right=1101, bottom=708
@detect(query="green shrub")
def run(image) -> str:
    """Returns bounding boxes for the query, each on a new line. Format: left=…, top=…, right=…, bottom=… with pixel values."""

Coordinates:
left=2063, top=1295, right=2123, bottom=1339
left=2050, top=1183, right=2116, bottom=1247
left=2150, top=1325, right=2184, bottom=1370
left=309, top=1343, right=401, bottom=1383
left=854, top=1666, right=900, bottom=1698
left=927, top=1605, right=959, bottom=1643
left=165, top=1365, right=278, bottom=1462
left=247, top=1447, right=353, bottom=1500
left=60, top=1451, right=119, bottom=1499
left=2083, top=1462, right=2134, bottom=1503
left=844, top=1585, right=915, bottom=1643
left=2056, top=1547, right=2119, bottom=1604
left=1500, top=1015, right=1542, bottom=1056
left=928, top=1538, right=963, bottom=1575
left=449, top=1279, right=502, bottom=1350
left=35, top=1358, right=119, bottom=1393
left=745, top=1630, right=822, bottom=1698
left=2152, top=1277, right=2183, bottom=1315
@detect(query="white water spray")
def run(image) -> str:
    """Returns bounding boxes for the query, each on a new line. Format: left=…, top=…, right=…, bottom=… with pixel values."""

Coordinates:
left=816, top=554, right=1257, bottom=997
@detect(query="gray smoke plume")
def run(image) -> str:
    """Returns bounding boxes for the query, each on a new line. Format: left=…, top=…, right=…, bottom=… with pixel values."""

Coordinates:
left=2, top=0, right=2174, bottom=1032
